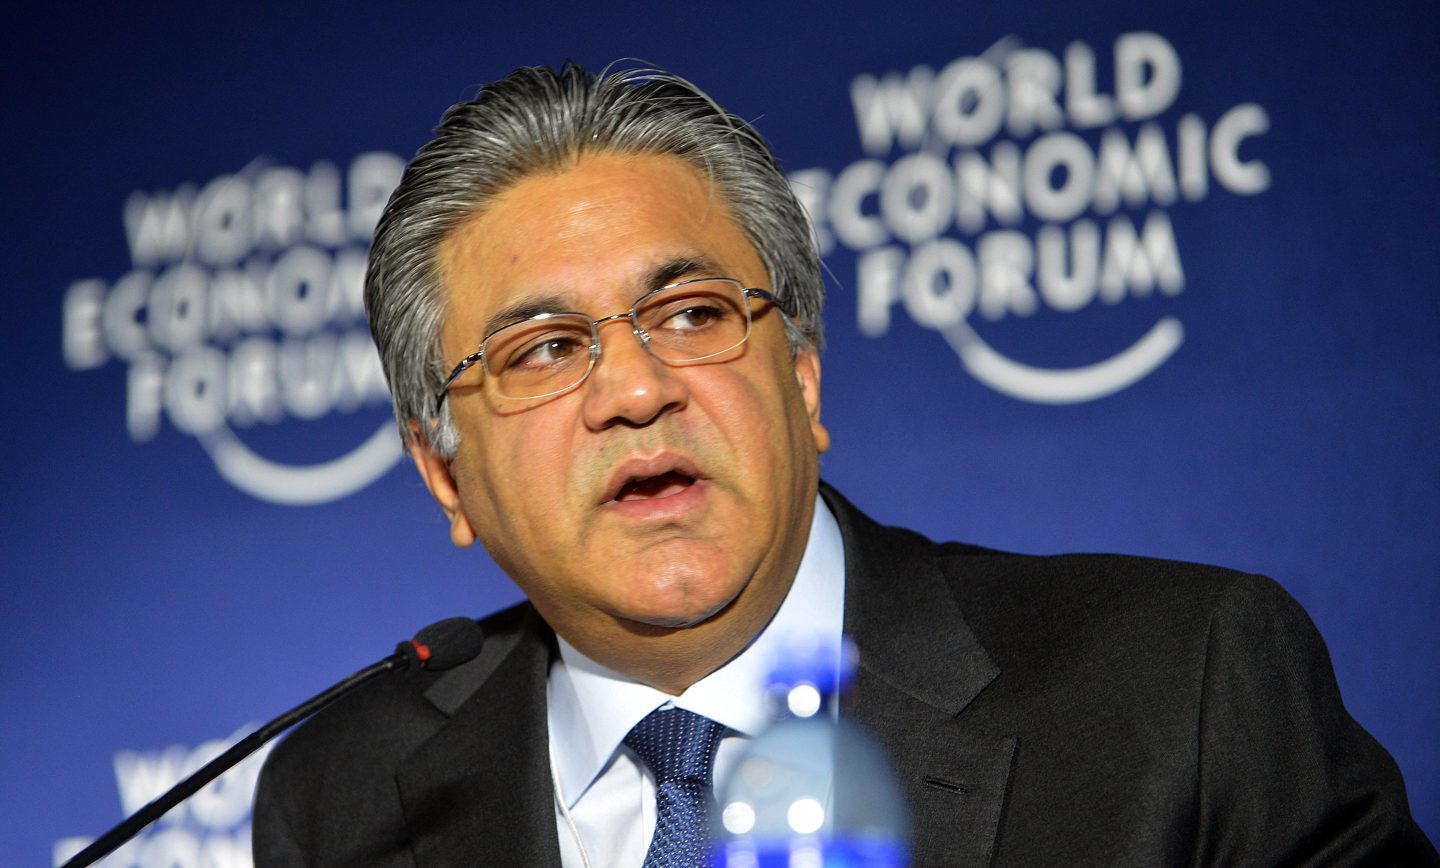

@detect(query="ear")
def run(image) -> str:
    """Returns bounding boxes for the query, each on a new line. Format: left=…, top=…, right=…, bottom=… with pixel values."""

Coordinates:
left=793, top=348, right=830, bottom=454
left=407, top=424, right=477, bottom=548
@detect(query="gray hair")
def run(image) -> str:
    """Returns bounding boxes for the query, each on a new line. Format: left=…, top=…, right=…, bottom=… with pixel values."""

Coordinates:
left=364, top=61, right=824, bottom=458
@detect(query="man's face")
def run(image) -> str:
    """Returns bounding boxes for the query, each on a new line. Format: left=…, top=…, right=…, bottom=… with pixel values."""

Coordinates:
left=414, top=151, right=828, bottom=685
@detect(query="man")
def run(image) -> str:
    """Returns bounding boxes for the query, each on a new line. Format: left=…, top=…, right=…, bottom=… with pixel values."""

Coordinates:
left=254, top=63, right=1436, bottom=866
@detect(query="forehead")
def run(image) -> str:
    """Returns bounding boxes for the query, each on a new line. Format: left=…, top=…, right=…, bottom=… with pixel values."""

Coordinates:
left=436, top=152, right=767, bottom=334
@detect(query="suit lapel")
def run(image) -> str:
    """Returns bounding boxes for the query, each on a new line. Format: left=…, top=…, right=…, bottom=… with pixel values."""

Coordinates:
left=395, top=606, right=563, bottom=867
left=825, top=484, right=1015, bottom=866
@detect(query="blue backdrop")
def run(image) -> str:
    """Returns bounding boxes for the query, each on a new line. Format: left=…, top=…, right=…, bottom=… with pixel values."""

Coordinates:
left=5, top=1, right=1436, bottom=864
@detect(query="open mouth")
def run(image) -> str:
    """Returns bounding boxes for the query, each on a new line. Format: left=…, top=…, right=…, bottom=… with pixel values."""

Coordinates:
left=614, top=470, right=697, bottom=502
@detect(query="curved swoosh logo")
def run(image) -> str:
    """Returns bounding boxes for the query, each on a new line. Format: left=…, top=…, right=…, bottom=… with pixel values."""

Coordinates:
left=941, top=316, right=1185, bottom=404
left=199, top=422, right=406, bottom=506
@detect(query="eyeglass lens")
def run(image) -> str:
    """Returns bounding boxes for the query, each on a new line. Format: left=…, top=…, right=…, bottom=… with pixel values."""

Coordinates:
left=482, top=279, right=753, bottom=399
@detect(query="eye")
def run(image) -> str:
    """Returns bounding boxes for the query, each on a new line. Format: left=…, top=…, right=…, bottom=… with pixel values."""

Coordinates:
left=504, top=333, right=587, bottom=371
left=660, top=302, right=729, bottom=332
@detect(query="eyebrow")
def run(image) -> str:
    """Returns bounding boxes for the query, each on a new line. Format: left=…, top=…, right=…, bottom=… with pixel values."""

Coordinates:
left=483, top=295, right=572, bottom=337
left=481, top=254, right=730, bottom=336
left=644, top=255, right=725, bottom=291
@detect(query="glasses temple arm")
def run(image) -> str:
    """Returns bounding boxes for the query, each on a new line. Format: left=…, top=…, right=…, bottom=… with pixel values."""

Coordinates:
left=744, top=287, right=794, bottom=318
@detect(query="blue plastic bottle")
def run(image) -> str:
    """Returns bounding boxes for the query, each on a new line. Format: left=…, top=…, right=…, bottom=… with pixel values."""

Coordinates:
left=713, top=638, right=910, bottom=867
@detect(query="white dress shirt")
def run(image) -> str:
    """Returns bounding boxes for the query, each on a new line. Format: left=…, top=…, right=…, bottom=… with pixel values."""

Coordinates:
left=547, top=495, right=846, bottom=866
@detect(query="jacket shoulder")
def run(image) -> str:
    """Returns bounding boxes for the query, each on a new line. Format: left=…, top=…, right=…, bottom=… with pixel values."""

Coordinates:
left=828, top=481, right=1301, bottom=681
left=252, top=602, right=538, bottom=866
left=826, top=480, right=1279, bottom=637
left=264, top=603, right=533, bottom=772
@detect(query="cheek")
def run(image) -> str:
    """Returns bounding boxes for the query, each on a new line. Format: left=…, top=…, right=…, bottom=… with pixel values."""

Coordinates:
left=458, top=415, right=576, bottom=524
left=696, top=363, right=806, bottom=476
left=693, top=367, right=774, bottom=440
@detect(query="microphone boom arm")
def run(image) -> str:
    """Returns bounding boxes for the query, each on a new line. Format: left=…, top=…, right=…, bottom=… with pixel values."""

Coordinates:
left=62, top=645, right=415, bottom=868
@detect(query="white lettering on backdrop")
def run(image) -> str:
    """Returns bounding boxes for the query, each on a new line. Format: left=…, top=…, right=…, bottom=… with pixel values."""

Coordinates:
left=62, top=153, right=407, bottom=505
left=789, top=32, right=1271, bottom=403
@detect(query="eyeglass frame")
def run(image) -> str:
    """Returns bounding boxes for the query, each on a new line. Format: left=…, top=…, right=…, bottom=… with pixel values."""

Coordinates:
left=434, top=277, right=792, bottom=411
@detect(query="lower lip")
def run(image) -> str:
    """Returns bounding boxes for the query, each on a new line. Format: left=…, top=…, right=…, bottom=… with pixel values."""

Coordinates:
left=600, top=478, right=709, bottom=521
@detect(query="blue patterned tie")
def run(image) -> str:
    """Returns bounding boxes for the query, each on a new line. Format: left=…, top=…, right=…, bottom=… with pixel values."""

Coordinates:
left=624, top=707, right=728, bottom=867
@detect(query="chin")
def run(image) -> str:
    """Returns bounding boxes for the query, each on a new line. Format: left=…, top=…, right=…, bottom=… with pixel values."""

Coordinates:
left=606, top=542, right=768, bottom=631
left=616, top=574, right=745, bottom=631
left=625, top=593, right=734, bottom=630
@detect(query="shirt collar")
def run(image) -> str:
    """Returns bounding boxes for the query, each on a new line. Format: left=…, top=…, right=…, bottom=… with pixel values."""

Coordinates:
left=546, top=494, right=846, bottom=807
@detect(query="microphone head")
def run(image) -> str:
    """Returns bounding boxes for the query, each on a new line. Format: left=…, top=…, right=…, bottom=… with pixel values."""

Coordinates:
left=402, top=617, right=485, bottom=671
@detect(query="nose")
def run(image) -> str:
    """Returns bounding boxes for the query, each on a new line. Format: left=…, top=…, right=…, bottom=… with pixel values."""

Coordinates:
left=580, top=318, right=689, bottom=430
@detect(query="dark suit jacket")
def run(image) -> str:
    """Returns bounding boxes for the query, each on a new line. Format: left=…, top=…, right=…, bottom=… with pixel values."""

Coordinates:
left=253, top=484, right=1437, bottom=866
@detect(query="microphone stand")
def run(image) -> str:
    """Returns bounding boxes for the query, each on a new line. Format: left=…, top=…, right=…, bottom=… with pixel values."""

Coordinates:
left=62, top=645, right=415, bottom=868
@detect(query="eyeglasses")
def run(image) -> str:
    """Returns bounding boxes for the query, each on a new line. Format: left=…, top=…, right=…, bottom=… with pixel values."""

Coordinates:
left=435, top=277, right=789, bottom=408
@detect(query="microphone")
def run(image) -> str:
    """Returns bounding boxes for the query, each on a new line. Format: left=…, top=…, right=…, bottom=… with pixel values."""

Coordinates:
left=61, top=617, right=485, bottom=868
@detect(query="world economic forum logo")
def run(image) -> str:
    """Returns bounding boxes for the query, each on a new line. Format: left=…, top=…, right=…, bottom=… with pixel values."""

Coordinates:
left=789, top=32, right=1271, bottom=403
left=61, top=153, right=408, bottom=506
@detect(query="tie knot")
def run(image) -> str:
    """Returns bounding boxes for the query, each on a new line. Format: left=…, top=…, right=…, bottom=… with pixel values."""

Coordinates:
left=624, top=707, right=727, bottom=785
